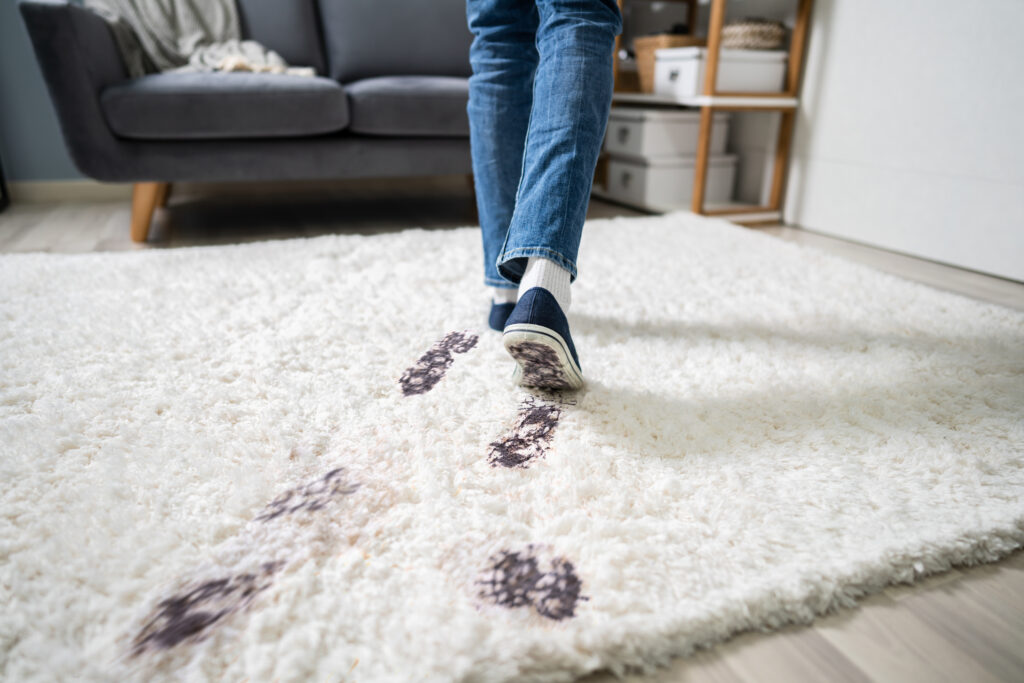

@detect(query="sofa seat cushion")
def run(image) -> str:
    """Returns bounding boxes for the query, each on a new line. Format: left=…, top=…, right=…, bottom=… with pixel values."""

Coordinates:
left=346, top=76, right=468, bottom=137
left=101, top=73, right=349, bottom=140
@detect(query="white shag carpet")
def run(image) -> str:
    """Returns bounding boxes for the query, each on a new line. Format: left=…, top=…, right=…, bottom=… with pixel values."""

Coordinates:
left=1, top=211, right=1022, bottom=682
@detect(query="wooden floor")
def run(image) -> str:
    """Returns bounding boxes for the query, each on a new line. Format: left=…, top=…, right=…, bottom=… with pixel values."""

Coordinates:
left=1, top=176, right=1022, bottom=682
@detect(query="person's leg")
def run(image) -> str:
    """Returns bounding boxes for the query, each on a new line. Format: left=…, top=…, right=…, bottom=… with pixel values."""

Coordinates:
left=465, top=0, right=540, bottom=317
left=498, top=0, right=622, bottom=390
left=495, top=0, right=622, bottom=288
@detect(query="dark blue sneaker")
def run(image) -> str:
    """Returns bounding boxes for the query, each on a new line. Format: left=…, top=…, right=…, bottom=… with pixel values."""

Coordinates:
left=502, top=287, right=583, bottom=391
left=488, top=301, right=516, bottom=332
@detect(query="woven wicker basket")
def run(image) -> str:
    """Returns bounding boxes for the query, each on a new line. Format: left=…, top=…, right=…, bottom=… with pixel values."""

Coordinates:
left=633, top=34, right=706, bottom=93
left=721, top=20, right=786, bottom=50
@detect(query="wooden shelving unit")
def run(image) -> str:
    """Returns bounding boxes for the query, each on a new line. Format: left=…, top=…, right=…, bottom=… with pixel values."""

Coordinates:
left=600, top=0, right=814, bottom=224
left=611, top=0, right=698, bottom=92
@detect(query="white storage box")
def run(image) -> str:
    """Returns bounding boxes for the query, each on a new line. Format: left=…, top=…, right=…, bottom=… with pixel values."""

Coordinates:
left=654, top=48, right=787, bottom=98
left=604, top=154, right=736, bottom=210
left=604, top=107, right=731, bottom=158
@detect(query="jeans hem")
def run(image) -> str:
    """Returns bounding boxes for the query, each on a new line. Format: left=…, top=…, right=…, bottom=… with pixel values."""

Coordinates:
left=496, top=247, right=578, bottom=284
left=486, top=278, right=518, bottom=288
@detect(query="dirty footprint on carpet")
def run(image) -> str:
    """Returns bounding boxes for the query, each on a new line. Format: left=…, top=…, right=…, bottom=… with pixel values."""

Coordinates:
left=488, top=395, right=574, bottom=469
left=131, top=561, right=285, bottom=655
left=399, top=330, right=479, bottom=396
left=129, top=465, right=362, bottom=659
left=256, top=467, right=360, bottom=522
left=476, top=544, right=587, bottom=621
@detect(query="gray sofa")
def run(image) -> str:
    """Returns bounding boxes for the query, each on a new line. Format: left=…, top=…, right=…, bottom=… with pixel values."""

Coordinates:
left=20, top=0, right=476, bottom=241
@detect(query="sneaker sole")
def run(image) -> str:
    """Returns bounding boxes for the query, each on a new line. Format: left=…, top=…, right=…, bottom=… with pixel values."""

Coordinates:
left=502, top=323, right=584, bottom=391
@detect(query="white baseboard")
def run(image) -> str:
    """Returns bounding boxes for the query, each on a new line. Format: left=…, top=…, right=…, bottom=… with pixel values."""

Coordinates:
left=8, top=180, right=133, bottom=203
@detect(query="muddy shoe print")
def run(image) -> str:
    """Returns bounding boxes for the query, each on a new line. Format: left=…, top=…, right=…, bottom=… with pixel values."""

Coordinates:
left=502, top=287, right=583, bottom=391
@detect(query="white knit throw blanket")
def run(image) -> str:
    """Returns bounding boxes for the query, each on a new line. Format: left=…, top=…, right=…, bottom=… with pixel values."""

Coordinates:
left=84, top=0, right=315, bottom=78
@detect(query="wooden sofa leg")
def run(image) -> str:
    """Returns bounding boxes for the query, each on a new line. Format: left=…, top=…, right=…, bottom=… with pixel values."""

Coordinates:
left=130, top=182, right=167, bottom=242
left=155, top=182, right=171, bottom=208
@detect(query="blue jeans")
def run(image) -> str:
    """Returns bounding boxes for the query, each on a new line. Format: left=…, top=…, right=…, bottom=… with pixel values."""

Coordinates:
left=466, top=0, right=623, bottom=289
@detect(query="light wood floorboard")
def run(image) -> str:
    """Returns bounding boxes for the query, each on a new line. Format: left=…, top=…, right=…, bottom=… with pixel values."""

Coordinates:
left=757, top=225, right=1024, bottom=312
left=0, top=176, right=1021, bottom=682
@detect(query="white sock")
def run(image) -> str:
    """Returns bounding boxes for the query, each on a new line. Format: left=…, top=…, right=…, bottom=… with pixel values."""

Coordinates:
left=518, top=257, right=571, bottom=312
left=492, top=287, right=518, bottom=305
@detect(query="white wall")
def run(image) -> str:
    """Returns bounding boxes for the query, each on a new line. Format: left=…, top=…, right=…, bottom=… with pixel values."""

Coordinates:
left=784, top=0, right=1024, bottom=282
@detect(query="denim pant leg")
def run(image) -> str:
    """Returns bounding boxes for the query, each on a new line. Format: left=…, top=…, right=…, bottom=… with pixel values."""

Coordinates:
left=466, top=0, right=540, bottom=289
left=496, top=0, right=622, bottom=285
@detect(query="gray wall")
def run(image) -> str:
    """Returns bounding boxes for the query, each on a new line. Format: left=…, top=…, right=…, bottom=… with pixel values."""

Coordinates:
left=0, top=0, right=83, bottom=181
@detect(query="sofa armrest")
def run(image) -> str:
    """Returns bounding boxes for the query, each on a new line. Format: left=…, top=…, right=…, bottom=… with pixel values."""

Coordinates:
left=19, top=0, right=131, bottom=180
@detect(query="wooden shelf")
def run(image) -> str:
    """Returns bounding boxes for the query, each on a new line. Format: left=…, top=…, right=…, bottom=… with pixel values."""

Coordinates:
left=613, top=91, right=798, bottom=109
left=610, top=0, right=814, bottom=218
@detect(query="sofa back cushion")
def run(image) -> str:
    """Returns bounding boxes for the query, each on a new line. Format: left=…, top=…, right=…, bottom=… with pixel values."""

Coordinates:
left=237, top=0, right=327, bottom=75
left=317, top=0, right=472, bottom=83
